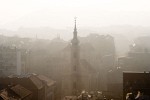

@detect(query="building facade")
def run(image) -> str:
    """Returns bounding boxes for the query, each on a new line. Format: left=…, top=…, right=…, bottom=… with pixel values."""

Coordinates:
left=0, top=46, right=26, bottom=76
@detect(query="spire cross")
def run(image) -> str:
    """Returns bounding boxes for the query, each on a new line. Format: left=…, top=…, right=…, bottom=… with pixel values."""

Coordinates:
left=73, top=17, right=78, bottom=40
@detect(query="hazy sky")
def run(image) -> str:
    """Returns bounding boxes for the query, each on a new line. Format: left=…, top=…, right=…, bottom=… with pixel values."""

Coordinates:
left=0, top=0, right=150, bottom=30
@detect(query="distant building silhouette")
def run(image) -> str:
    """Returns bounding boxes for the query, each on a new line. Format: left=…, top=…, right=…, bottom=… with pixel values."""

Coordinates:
left=70, top=18, right=80, bottom=95
left=0, top=46, right=26, bottom=76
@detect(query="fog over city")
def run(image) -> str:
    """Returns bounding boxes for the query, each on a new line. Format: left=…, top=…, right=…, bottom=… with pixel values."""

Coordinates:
left=1, top=0, right=150, bottom=39
left=0, top=0, right=150, bottom=100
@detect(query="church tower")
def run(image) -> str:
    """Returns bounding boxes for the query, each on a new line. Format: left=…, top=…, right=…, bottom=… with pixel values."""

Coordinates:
left=70, top=17, right=80, bottom=95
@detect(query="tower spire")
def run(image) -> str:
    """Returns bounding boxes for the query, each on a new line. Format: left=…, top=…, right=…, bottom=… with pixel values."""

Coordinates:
left=73, top=17, right=77, bottom=39
left=71, top=17, right=80, bottom=95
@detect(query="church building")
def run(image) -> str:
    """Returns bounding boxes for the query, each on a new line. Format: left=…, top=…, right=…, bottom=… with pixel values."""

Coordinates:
left=61, top=18, right=96, bottom=97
